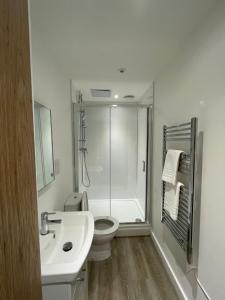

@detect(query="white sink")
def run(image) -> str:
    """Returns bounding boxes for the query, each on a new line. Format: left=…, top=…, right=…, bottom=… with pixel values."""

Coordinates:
left=40, top=211, right=94, bottom=285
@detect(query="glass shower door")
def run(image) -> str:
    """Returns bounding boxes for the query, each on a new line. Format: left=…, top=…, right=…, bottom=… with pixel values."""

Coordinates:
left=110, top=106, right=146, bottom=223
left=136, top=107, right=148, bottom=222
left=81, top=105, right=149, bottom=223
left=84, top=106, right=111, bottom=216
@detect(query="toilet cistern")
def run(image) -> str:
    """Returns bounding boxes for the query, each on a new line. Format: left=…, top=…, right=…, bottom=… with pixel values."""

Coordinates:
left=40, top=212, right=62, bottom=235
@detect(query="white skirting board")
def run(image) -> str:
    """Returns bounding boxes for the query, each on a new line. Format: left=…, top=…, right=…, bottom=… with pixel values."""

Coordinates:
left=150, top=231, right=211, bottom=300
left=150, top=231, right=187, bottom=300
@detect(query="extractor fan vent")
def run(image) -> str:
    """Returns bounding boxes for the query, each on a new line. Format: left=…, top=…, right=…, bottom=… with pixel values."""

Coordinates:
left=91, top=89, right=111, bottom=98
left=123, top=94, right=135, bottom=99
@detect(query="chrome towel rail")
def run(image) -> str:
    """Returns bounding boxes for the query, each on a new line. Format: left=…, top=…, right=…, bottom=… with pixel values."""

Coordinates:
left=162, top=117, right=197, bottom=264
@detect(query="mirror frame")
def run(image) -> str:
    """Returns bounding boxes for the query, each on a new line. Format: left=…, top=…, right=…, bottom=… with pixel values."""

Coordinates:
left=34, top=101, right=55, bottom=192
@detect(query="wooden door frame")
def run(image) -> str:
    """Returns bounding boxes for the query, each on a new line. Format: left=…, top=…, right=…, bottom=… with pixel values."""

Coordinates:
left=0, top=0, right=42, bottom=299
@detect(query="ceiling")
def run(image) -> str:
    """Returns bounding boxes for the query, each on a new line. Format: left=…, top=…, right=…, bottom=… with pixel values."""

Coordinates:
left=30, top=0, right=218, bottom=85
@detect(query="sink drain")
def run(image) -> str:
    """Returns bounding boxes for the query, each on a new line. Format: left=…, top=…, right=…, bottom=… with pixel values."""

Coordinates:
left=63, top=242, right=73, bottom=252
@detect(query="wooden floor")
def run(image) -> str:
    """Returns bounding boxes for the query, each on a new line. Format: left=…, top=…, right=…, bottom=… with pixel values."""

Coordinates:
left=88, top=237, right=179, bottom=300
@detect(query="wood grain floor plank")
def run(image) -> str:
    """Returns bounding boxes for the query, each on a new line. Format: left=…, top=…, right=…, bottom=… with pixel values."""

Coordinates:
left=88, top=236, right=179, bottom=300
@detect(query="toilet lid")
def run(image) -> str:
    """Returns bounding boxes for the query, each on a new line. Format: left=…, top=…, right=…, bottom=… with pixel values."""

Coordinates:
left=94, top=216, right=119, bottom=235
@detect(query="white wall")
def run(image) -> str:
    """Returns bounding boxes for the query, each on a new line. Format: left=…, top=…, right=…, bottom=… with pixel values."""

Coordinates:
left=30, top=43, right=73, bottom=218
left=152, top=2, right=225, bottom=300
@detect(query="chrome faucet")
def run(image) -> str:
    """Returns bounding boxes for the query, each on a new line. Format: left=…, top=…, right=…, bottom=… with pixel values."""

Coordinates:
left=40, top=212, right=62, bottom=235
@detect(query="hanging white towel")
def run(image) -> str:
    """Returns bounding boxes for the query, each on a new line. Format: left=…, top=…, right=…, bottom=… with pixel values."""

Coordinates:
left=162, top=149, right=183, bottom=185
left=164, top=182, right=184, bottom=221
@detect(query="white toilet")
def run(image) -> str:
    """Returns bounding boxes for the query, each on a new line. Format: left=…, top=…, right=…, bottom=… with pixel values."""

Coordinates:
left=64, top=192, right=119, bottom=261
left=89, top=216, right=119, bottom=261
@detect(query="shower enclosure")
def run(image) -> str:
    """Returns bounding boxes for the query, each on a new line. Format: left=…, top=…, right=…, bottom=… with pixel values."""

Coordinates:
left=75, top=104, right=151, bottom=224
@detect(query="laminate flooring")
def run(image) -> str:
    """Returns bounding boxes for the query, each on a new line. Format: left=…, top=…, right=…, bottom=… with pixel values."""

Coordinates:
left=88, top=237, right=179, bottom=300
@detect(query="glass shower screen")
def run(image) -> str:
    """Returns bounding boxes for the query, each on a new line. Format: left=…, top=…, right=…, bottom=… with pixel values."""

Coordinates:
left=84, top=106, right=111, bottom=216
left=79, top=105, right=148, bottom=223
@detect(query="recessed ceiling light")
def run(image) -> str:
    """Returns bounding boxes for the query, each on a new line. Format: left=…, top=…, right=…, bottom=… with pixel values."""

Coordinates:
left=114, top=94, right=119, bottom=99
left=112, top=104, right=118, bottom=108
left=118, top=67, right=126, bottom=74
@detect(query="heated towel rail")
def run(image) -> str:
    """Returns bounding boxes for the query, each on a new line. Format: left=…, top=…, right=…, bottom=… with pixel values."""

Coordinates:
left=162, top=117, right=197, bottom=264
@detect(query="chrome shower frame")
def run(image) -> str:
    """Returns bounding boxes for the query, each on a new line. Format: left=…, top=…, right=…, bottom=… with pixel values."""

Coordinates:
left=71, top=100, right=154, bottom=236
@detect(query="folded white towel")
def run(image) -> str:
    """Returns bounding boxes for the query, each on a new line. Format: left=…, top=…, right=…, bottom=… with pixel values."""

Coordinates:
left=164, top=182, right=184, bottom=221
left=162, top=149, right=183, bottom=185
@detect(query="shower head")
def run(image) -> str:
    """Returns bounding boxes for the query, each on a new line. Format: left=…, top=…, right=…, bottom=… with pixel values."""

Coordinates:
left=80, top=111, right=86, bottom=117
left=80, top=110, right=88, bottom=128
left=81, top=119, right=87, bottom=127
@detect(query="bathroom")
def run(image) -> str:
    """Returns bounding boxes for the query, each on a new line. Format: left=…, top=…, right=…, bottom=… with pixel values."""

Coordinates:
left=1, top=0, right=225, bottom=300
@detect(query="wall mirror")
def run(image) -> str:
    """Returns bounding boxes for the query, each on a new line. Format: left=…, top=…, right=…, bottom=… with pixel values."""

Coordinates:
left=34, top=101, right=55, bottom=191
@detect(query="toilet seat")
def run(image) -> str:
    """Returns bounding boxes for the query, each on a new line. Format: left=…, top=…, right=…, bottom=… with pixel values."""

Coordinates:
left=94, top=216, right=119, bottom=236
